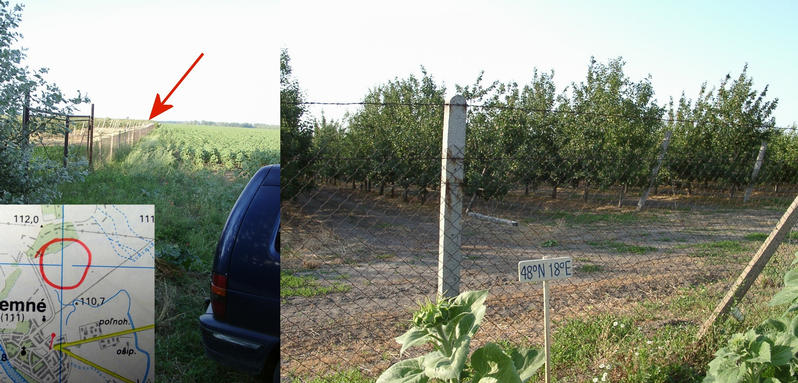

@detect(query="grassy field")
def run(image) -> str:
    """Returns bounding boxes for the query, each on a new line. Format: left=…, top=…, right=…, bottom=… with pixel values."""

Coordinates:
left=56, top=123, right=278, bottom=382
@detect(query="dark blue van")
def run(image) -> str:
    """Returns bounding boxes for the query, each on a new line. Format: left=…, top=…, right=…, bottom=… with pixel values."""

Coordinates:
left=199, top=164, right=280, bottom=381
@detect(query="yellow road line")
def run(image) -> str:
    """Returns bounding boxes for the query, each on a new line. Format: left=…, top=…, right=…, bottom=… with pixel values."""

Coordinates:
left=59, top=348, right=134, bottom=383
left=54, top=323, right=155, bottom=349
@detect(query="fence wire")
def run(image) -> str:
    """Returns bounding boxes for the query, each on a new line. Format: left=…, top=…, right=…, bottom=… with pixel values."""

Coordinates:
left=28, top=114, right=156, bottom=168
left=281, top=101, right=798, bottom=382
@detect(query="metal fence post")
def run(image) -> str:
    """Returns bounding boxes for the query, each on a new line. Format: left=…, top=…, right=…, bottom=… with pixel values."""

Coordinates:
left=744, top=140, right=768, bottom=203
left=637, top=130, right=672, bottom=211
left=438, top=95, right=467, bottom=298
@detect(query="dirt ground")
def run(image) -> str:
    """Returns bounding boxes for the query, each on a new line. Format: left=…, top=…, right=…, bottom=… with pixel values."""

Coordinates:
left=281, top=184, right=797, bottom=380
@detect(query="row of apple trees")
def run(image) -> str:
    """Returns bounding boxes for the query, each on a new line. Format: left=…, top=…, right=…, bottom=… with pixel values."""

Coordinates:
left=295, top=56, right=794, bottom=204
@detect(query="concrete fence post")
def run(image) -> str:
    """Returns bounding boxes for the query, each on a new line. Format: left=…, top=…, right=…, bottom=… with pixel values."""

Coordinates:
left=438, top=95, right=467, bottom=298
left=744, top=140, right=768, bottom=203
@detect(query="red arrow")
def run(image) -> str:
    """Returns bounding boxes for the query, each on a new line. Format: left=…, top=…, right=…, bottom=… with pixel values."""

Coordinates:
left=149, top=52, right=204, bottom=120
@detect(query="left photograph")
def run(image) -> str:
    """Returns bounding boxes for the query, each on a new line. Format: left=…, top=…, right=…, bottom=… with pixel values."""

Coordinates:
left=0, top=1, right=279, bottom=382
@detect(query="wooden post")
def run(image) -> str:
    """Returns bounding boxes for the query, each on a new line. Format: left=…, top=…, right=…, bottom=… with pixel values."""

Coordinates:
left=63, top=116, right=70, bottom=168
left=637, top=130, right=672, bottom=211
left=697, top=193, right=798, bottom=339
left=542, top=255, right=552, bottom=383
left=438, top=95, right=467, bottom=298
left=22, top=92, right=30, bottom=149
left=744, top=140, right=768, bottom=203
left=88, top=104, right=94, bottom=169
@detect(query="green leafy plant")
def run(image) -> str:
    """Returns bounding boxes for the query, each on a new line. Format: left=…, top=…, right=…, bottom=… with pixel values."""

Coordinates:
left=703, top=259, right=798, bottom=382
left=377, top=290, right=544, bottom=383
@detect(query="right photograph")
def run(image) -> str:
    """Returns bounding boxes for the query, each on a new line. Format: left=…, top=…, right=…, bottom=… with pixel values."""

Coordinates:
left=280, top=2, right=798, bottom=382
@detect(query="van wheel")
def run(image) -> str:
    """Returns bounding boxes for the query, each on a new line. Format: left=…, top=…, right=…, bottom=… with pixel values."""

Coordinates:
left=260, top=348, right=280, bottom=382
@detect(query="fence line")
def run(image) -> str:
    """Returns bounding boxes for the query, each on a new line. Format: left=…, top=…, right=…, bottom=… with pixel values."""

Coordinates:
left=282, top=97, right=798, bottom=382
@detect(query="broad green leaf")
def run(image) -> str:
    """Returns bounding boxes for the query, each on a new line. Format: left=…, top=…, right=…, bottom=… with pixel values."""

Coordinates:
left=421, top=313, right=475, bottom=380
left=470, top=343, right=522, bottom=383
left=762, top=378, right=782, bottom=383
left=421, top=347, right=471, bottom=381
left=450, top=290, right=489, bottom=325
left=771, top=286, right=798, bottom=307
left=395, top=327, right=431, bottom=355
left=376, top=356, right=429, bottom=383
left=509, top=347, right=545, bottom=382
left=784, top=270, right=798, bottom=287
left=770, top=345, right=794, bottom=366
left=750, top=340, right=772, bottom=363
left=759, top=318, right=788, bottom=334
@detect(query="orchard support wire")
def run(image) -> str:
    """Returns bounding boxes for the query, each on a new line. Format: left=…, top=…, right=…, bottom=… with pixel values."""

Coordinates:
left=438, top=95, right=467, bottom=298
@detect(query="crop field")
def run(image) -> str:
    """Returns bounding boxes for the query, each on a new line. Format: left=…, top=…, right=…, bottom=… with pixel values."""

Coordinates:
left=281, top=185, right=798, bottom=382
left=156, top=123, right=279, bottom=174
left=56, top=123, right=278, bottom=382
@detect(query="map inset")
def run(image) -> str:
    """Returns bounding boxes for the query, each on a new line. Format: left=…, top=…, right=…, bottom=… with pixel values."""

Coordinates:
left=0, top=205, right=154, bottom=383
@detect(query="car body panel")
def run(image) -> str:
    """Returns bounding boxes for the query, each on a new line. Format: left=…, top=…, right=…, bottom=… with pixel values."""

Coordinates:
left=199, top=164, right=280, bottom=376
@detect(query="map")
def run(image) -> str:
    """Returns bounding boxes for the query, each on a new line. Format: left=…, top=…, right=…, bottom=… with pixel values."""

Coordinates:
left=0, top=205, right=154, bottom=383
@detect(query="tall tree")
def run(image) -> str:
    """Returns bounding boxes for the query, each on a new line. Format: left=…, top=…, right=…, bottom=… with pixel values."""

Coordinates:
left=280, top=49, right=313, bottom=199
left=0, top=0, right=89, bottom=203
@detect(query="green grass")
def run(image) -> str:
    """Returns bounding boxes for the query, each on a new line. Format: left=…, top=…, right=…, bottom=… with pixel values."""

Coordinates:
left=744, top=232, right=798, bottom=241
left=535, top=211, right=643, bottom=226
left=681, top=240, right=747, bottom=258
left=281, top=271, right=351, bottom=298
left=577, top=264, right=604, bottom=273
left=55, top=123, right=275, bottom=382
left=291, top=369, right=372, bottom=383
left=587, top=240, right=657, bottom=254
left=541, top=239, right=559, bottom=248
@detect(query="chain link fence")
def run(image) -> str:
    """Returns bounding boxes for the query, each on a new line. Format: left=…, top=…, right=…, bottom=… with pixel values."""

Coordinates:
left=281, top=99, right=798, bottom=382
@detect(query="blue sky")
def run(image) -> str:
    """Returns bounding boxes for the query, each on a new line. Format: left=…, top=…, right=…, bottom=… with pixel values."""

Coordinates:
left=282, top=0, right=798, bottom=127
left=16, top=0, right=278, bottom=124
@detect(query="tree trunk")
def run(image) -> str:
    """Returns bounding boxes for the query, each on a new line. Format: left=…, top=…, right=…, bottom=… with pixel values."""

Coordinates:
left=391, top=183, right=395, bottom=198
left=403, top=185, right=409, bottom=202
left=352, top=179, right=356, bottom=190
left=524, top=183, right=529, bottom=196
left=419, top=186, right=428, bottom=205
left=618, top=184, right=625, bottom=208
left=551, top=184, right=558, bottom=200
left=583, top=181, right=589, bottom=202
left=729, top=185, right=736, bottom=199
left=687, top=182, right=692, bottom=196
left=379, top=182, right=385, bottom=196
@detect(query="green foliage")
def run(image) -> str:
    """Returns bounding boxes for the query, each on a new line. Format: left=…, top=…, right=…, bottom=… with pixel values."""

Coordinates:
left=0, top=1, right=90, bottom=203
left=281, top=49, right=314, bottom=199
left=155, top=123, right=278, bottom=174
left=703, top=255, right=798, bottom=382
left=281, top=270, right=351, bottom=298
left=295, top=54, right=788, bottom=205
left=666, top=65, right=778, bottom=197
left=377, top=290, right=544, bottom=383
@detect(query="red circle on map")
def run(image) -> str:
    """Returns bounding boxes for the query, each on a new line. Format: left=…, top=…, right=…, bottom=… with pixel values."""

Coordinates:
left=36, top=238, right=92, bottom=290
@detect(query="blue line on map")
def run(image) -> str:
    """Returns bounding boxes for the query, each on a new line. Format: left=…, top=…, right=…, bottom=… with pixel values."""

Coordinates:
left=64, top=289, right=126, bottom=326
left=92, top=208, right=154, bottom=263
left=0, top=342, right=29, bottom=383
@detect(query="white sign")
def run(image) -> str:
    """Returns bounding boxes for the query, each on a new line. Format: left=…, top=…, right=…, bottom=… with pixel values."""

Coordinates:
left=518, top=257, right=573, bottom=282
